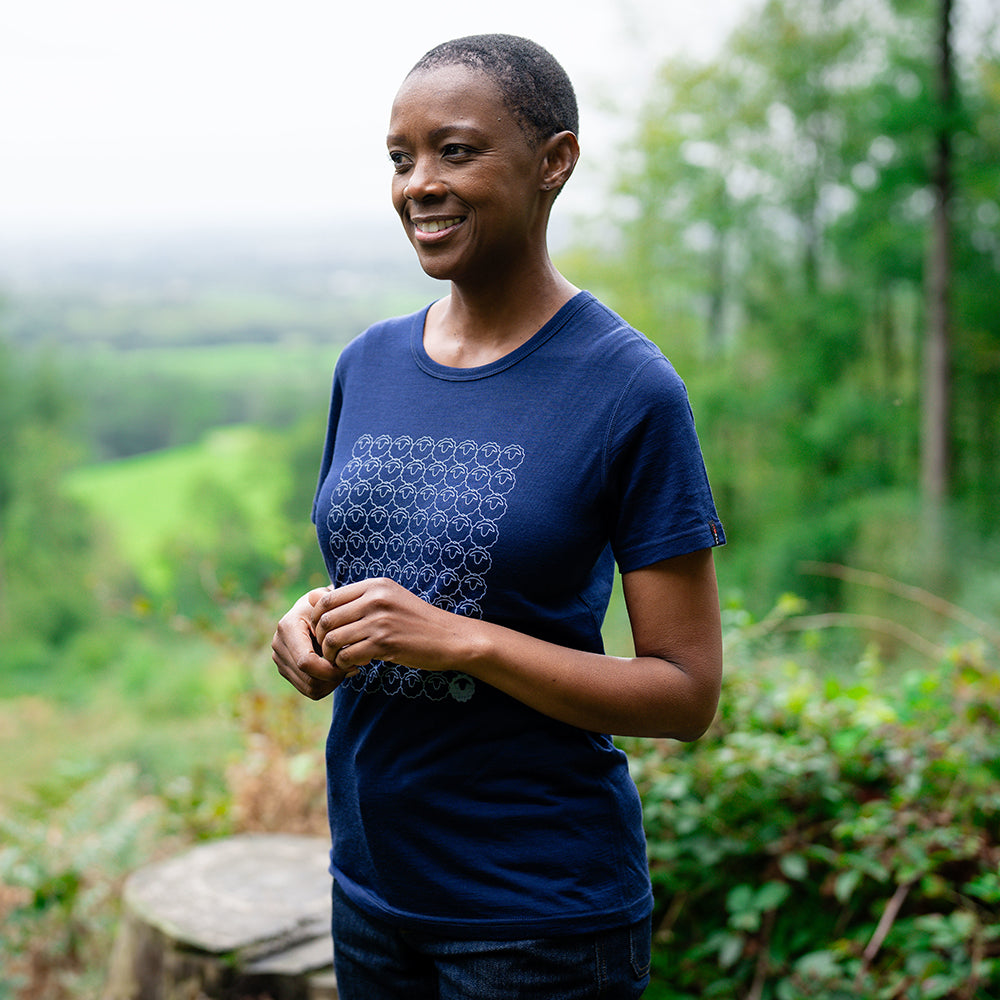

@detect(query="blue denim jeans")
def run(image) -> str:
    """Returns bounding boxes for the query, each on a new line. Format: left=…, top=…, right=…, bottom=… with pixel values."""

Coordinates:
left=331, top=882, right=651, bottom=999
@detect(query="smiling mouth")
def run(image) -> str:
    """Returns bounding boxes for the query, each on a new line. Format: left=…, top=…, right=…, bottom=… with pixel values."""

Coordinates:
left=413, top=217, right=464, bottom=235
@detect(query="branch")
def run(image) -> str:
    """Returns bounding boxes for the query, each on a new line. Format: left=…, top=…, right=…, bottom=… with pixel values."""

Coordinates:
left=856, top=879, right=914, bottom=990
left=745, top=906, right=776, bottom=1000
left=799, top=562, right=1000, bottom=650
left=776, top=613, right=946, bottom=661
left=654, top=891, right=687, bottom=942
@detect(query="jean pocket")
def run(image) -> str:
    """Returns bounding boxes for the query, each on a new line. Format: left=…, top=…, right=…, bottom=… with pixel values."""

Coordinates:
left=628, top=917, right=652, bottom=980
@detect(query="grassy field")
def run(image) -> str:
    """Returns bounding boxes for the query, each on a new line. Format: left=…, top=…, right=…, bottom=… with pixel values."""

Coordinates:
left=64, top=425, right=299, bottom=593
left=76, top=339, right=342, bottom=382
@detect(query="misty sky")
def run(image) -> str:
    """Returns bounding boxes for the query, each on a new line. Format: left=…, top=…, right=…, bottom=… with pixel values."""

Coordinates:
left=0, top=0, right=753, bottom=238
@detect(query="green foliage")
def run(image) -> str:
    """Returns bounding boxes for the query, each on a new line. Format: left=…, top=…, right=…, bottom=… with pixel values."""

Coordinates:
left=628, top=616, right=1000, bottom=999
left=0, top=764, right=175, bottom=1000
left=0, top=341, right=102, bottom=651
left=581, top=0, right=1000, bottom=612
left=0, top=569, right=323, bottom=999
left=4, top=229, right=437, bottom=461
left=0, top=754, right=240, bottom=1000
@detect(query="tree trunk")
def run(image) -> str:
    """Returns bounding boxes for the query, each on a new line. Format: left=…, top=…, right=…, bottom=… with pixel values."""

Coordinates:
left=921, top=0, right=955, bottom=571
left=707, top=226, right=727, bottom=353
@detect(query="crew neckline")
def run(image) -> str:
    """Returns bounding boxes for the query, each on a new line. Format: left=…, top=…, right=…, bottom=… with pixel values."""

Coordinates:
left=410, top=291, right=593, bottom=381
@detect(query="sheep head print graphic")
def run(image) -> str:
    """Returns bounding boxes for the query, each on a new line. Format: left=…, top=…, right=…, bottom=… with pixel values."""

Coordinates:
left=324, top=433, right=525, bottom=703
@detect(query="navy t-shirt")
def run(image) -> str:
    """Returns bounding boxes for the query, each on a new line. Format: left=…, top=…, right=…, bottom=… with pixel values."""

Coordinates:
left=312, top=291, right=724, bottom=937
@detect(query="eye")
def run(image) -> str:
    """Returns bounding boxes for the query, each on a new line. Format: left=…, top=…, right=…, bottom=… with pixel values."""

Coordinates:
left=442, top=143, right=473, bottom=159
left=388, top=150, right=411, bottom=172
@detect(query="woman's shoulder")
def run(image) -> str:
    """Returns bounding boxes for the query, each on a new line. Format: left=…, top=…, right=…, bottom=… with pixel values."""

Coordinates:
left=569, top=292, right=683, bottom=386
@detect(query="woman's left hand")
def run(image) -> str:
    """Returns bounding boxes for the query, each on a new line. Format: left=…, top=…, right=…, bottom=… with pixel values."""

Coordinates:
left=309, top=578, right=471, bottom=674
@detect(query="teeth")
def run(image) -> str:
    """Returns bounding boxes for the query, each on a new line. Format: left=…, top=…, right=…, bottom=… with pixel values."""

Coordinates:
left=416, top=218, right=461, bottom=233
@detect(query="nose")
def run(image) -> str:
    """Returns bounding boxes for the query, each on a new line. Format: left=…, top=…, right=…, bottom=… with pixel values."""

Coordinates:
left=403, top=157, right=446, bottom=202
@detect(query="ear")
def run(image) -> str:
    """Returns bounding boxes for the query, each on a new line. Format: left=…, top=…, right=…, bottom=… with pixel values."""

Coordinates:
left=539, top=131, right=580, bottom=193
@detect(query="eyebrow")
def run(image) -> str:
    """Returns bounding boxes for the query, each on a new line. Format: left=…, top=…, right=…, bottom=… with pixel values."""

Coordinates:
left=386, top=124, right=489, bottom=147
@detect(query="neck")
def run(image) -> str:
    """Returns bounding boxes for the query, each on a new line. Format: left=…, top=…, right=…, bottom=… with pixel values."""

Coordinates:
left=425, top=263, right=579, bottom=368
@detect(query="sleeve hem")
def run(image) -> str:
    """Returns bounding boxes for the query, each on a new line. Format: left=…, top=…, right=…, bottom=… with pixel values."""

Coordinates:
left=615, top=521, right=726, bottom=575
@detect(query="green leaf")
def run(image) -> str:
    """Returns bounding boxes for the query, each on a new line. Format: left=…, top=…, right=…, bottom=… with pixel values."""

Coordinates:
left=718, top=932, right=746, bottom=969
left=757, top=880, right=791, bottom=911
left=779, top=853, right=809, bottom=881
left=964, top=872, right=1000, bottom=904
left=834, top=869, right=862, bottom=904
left=726, top=883, right=755, bottom=914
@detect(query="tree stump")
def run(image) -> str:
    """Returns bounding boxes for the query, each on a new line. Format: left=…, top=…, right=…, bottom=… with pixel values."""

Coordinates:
left=106, top=833, right=337, bottom=1000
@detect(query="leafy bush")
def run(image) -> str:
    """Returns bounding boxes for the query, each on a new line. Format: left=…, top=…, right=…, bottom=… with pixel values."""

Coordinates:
left=0, top=765, right=175, bottom=1000
left=628, top=602, right=1000, bottom=999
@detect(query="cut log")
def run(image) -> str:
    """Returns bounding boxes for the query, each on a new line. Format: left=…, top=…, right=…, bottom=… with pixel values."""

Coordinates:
left=106, top=833, right=336, bottom=1000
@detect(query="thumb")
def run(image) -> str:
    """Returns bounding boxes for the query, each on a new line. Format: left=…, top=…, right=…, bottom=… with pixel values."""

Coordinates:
left=307, top=586, right=332, bottom=607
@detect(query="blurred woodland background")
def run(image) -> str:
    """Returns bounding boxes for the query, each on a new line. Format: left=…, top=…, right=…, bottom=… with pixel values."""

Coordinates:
left=1, top=0, right=998, bottom=996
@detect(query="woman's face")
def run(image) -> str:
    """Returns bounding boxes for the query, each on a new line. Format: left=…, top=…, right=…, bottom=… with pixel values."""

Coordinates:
left=386, top=64, right=548, bottom=285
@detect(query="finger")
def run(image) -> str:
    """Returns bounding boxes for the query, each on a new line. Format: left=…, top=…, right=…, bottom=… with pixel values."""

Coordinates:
left=271, top=623, right=329, bottom=676
left=293, top=670, right=340, bottom=700
left=299, top=671, right=341, bottom=700
left=272, top=644, right=316, bottom=695
left=330, top=642, right=370, bottom=674
left=319, top=624, right=370, bottom=666
left=271, top=626, right=340, bottom=684
left=309, top=580, right=370, bottom=620
left=310, top=579, right=396, bottom=642
left=272, top=644, right=343, bottom=699
left=314, top=602, right=372, bottom=658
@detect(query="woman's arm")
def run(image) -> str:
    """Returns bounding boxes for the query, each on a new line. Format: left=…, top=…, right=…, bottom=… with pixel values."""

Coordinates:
left=302, top=547, right=722, bottom=739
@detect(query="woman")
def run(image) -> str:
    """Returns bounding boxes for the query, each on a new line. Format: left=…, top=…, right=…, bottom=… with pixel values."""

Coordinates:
left=271, top=33, right=725, bottom=999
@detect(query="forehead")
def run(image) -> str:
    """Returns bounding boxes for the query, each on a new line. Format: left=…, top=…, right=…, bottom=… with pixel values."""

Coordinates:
left=387, top=64, right=522, bottom=143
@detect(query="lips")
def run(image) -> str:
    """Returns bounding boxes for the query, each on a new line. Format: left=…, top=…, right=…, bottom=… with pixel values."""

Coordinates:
left=411, top=216, right=464, bottom=241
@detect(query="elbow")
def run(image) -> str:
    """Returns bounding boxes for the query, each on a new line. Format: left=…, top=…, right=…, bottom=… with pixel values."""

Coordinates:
left=652, top=701, right=717, bottom=741
left=653, top=663, right=722, bottom=742
left=670, top=709, right=717, bottom=743
left=685, top=670, right=723, bottom=740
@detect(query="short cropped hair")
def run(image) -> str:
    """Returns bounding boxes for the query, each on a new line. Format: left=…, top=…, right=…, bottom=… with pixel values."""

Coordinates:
left=408, top=34, right=579, bottom=147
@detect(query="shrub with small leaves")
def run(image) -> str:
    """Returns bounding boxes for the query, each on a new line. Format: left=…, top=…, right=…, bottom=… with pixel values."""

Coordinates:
left=0, top=765, right=174, bottom=1000
left=628, top=608, right=1000, bottom=999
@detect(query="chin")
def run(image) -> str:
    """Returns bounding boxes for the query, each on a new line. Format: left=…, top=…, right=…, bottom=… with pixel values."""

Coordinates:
left=414, top=259, right=452, bottom=282
left=411, top=249, right=461, bottom=283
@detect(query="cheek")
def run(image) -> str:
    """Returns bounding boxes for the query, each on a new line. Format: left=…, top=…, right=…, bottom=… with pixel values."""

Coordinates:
left=391, top=178, right=407, bottom=217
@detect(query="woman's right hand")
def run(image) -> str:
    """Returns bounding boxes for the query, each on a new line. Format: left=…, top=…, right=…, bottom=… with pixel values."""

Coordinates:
left=272, top=589, right=350, bottom=700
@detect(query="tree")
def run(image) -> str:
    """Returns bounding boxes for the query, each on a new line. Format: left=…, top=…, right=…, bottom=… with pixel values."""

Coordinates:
left=0, top=338, right=99, bottom=657
left=585, top=0, right=1000, bottom=611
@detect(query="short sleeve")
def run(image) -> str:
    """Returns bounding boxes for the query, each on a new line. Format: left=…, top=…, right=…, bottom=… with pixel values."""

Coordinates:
left=606, top=354, right=725, bottom=573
